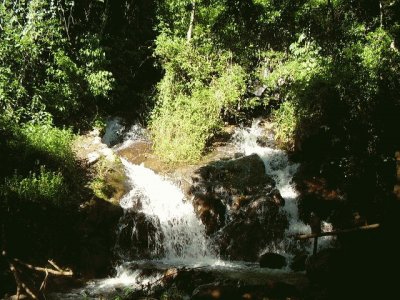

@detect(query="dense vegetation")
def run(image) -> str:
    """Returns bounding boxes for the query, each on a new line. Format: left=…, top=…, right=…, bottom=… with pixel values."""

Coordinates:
left=1, top=0, right=400, bottom=297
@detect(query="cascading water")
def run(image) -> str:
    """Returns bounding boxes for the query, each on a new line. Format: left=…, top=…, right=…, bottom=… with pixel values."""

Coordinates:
left=232, top=120, right=309, bottom=236
left=232, top=119, right=333, bottom=253
left=54, top=118, right=332, bottom=298
left=118, top=159, right=217, bottom=265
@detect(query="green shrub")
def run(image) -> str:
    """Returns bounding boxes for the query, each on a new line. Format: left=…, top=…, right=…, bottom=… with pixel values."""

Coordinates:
left=262, top=35, right=331, bottom=148
left=150, top=36, right=246, bottom=163
left=272, top=101, right=298, bottom=148
left=2, top=166, right=66, bottom=206
left=21, top=122, right=75, bottom=167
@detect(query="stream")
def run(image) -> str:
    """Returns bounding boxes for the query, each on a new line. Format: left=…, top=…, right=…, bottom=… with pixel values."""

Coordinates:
left=51, top=119, right=334, bottom=299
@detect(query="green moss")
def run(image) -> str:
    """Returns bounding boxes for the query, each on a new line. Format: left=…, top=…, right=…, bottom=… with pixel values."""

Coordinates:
left=90, top=157, right=126, bottom=204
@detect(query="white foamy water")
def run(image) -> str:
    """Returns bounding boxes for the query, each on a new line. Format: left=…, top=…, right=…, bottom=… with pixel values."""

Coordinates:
left=232, top=120, right=310, bottom=235
left=120, top=159, right=218, bottom=264
left=116, top=124, right=149, bottom=150
left=96, top=265, right=161, bottom=291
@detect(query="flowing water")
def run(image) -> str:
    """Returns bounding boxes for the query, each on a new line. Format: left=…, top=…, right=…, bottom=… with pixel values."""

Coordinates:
left=232, top=120, right=309, bottom=236
left=53, top=118, right=334, bottom=299
left=232, top=120, right=333, bottom=252
left=117, top=159, right=217, bottom=265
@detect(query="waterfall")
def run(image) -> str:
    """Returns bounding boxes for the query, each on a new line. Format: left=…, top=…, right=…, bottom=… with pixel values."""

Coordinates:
left=53, top=119, right=332, bottom=298
left=232, top=120, right=310, bottom=236
left=118, top=159, right=217, bottom=264
left=232, top=120, right=334, bottom=252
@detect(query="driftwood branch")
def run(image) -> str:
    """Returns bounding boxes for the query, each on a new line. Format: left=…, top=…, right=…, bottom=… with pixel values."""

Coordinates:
left=2, top=251, right=73, bottom=299
left=296, top=223, right=380, bottom=240
left=13, top=258, right=73, bottom=276
left=6, top=255, right=41, bottom=300
left=48, top=259, right=63, bottom=272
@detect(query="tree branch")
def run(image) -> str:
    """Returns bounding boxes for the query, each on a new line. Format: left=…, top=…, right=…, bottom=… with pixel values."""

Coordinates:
left=295, top=223, right=380, bottom=240
left=13, top=258, right=73, bottom=276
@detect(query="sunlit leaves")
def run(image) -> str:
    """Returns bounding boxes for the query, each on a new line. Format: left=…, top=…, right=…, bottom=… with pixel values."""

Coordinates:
left=151, top=36, right=246, bottom=162
left=0, top=0, right=115, bottom=124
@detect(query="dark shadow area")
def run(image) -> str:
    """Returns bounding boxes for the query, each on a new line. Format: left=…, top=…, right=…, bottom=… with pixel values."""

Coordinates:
left=0, top=124, right=123, bottom=297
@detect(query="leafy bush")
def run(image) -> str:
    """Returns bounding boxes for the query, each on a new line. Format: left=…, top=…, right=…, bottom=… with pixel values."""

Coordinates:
left=21, top=122, right=75, bottom=168
left=1, top=166, right=66, bottom=206
left=261, top=35, right=331, bottom=148
left=0, top=1, right=114, bottom=126
left=150, top=36, right=246, bottom=163
left=272, top=101, right=297, bottom=148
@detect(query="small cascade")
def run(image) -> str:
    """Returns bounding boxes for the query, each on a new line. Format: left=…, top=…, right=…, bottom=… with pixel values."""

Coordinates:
left=117, top=159, right=217, bottom=265
left=55, top=118, right=333, bottom=298
left=232, top=120, right=310, bottom=236
left=102, top=117, right=148, bottom=148
left=232, top=120, right=334, bottom=253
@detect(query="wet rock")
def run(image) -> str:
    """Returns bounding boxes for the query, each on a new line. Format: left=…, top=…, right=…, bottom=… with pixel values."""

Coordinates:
left=186, top=154, right=288, bottom=261
left=117, top=141, right=152, bottom=165
left=163, top=268, right=179, bottom=284
left=116, top=211, right=161, bottom=260
left=216, top=199, right=288, bottom=261
left=188, top=154, right=276, bottom=235
left=306, top=248, right=345, bottom=284
left=269, top=188, right=285, bottom=207
left=290, top=253, right=308, bottom=272
left=73, top=129, right=117, bottom=165
left=259, top=253, right=287, bottom=269
left=78, top=198, right=123, bottom=277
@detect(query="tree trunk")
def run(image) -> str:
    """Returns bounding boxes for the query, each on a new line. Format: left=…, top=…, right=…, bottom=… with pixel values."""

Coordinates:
left=187, top=1, right=196, bottom=42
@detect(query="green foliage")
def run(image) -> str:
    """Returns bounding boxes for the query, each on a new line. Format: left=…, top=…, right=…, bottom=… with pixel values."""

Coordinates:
left=150, top=36, right=246, bottom=162
left=21, top=122, right=75, bottom=167
left=79, top=34, right=115, bottom=98
left=0, top=0, right=114, bottom=125
left=272, top=101, right=297, bottom=148
left=1, top=166, right=66, bottom=206
left=260, top=36, right=331, bottom=148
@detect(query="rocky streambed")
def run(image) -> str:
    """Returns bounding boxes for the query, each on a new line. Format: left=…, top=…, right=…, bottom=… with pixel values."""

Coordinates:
left=45, top=118, right=388, bottom=300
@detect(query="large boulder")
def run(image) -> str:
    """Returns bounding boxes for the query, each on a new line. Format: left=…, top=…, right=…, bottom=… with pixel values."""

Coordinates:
left=214, top=195, right=288, bottom=261
left=115, top=211, right=162, bottom=260
left=189, top=154, right=276, bottom=234
left=186, top=154, right=288, bottom=261
left=78, top=198, right=123, bottom=277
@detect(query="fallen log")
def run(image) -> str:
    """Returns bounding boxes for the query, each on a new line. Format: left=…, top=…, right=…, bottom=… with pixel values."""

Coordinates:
left=296, top=223, right=380, bottom=240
